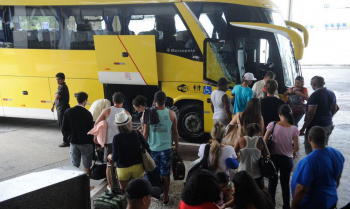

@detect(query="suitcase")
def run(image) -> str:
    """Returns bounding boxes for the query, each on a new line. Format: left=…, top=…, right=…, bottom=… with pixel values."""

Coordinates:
left=172, top=155, right=186, bottom=180
left=93, top=165, right=127, bottom=209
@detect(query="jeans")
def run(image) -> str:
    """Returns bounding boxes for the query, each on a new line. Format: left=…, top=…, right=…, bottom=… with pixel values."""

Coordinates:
left=268, top=155, right=293, bottom=209
left=57, top=106, right=70, bottom=143
left=304, top=125, right=334, bottom=155
left=70, top=143, right=93, bottom=169
left=293, top=114, right=304, bottom=128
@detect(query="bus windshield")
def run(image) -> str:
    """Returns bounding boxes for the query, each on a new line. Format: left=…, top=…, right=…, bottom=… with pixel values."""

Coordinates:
left=187, top=2, right=299, bottom=88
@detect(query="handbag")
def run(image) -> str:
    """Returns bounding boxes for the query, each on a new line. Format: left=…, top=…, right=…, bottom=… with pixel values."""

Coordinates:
left=266, top=121, right=277, bottom=152
left=172, top=155, right=186, bottom=180
left=136, top=131, right=156, bottom=172
left=90, top=162, right=107, bottom=180
left=258, top=137, right=277, bottom=179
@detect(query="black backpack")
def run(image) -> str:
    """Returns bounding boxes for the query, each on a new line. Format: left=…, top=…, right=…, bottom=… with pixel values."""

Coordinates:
left=186, top=144, right=211, bottom=183
left=287, top=88, right=306, bottom=115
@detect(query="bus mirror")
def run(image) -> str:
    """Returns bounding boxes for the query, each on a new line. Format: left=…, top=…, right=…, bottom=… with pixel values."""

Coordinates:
left=285, top=21, right=309, bottom=47
left=230, top=22, right=304, bottom=60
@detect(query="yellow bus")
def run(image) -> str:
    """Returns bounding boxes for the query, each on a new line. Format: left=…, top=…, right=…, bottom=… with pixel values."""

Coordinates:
left=0, top=0, right=308, bottom=142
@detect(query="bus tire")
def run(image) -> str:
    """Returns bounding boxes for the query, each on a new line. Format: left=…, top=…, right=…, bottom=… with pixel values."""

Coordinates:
left=178, top=103, right=209, bottom=143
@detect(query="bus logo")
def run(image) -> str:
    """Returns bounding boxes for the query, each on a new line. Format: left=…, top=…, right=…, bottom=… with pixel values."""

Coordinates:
left=177, top=84, right=190, bottom=93
left=125, top=72, right=131, bottom=80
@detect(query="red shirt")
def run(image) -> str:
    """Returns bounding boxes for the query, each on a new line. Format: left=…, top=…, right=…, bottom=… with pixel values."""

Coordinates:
left=178, top=200, right=219, bottom=209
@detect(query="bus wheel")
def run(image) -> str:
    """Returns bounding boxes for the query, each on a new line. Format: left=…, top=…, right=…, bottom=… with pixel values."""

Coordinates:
left=178, top=103, right=208, bottom=143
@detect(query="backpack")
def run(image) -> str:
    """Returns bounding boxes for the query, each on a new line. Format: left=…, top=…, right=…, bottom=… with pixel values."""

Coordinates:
left=287, top=89, right=306, bottom=115
left=186, top=144, right=211, bottom=183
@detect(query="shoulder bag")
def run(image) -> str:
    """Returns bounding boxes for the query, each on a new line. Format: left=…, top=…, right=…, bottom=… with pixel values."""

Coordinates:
left=258, top=137, right=277, bottom=179
left=136, top=131, right=156, bottom=172
left=266, top=121, right=277, bottom=153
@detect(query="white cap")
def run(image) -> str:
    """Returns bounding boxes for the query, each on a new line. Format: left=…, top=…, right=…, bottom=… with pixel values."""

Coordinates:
left=244, top=73, right=257, bottom=81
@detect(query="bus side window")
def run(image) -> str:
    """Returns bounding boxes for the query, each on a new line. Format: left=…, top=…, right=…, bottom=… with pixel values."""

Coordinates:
left=126, top=4, right=202, bottom=61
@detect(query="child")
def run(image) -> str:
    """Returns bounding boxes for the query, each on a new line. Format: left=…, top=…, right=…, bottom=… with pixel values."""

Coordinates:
left=216, top=172, right=234, bottom=208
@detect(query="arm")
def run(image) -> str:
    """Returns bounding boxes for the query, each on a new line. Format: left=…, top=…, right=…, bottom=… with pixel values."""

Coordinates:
left=263, top=129, right=271, bottom=141
left=292, top=135, right=300, bottom=153
left=229, top=112, right=240, bottom=125
left=300, top=106, right=317, bottom=135
left=211, top=100, right=214, bottom=113
left=291, top=184, right=309, bottom=209
left=94, top=108, right=109, bottom=126
left=295, top=91, right=309, bottom=101
left=332, top=103, right=339, bottom=116
left=170, top=110, right=179, bottom=154
left=260, top=116, right=265, bottom=135
left=283, top=89, right=291, bottom=97
left=138, top=132, right=150, bottom=152
left=143, top=124, right=150, bottom=142
left=222, top=94, right=232, bottom=122
left=252, top=83, right=257, bottom=98
left=234, top=137, right=242, bottom=154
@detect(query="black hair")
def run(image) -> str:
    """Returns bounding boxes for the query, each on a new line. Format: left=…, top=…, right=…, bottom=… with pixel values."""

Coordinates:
left=165, top=97, right=174, bottom=107
left=241, top=98, right=261, bottom=128
left=265, top=79, right=278, bottom=94
left=278, top=104, right=295, bottom=125
left=246, top=123, right=261, bottom=137
left=132, top=95, right=147, bottom=107
left=181, top=169, right=221, bottom=205
left=112, top=92, right=124, bottom=104
left=311, top=76, right=325, bottom=88
left=233, top=171, right=274, bottom=209
left=295, top=76, right=304, bottom=86
left=56, top=72, right=65, bottom=80
left=216, top=172, right=228, bottom=184
left=265, top=71, right=275, bottom=79
left=76, top=92, right=88, bottom=104
left=309, top=126, right=327, bottom=146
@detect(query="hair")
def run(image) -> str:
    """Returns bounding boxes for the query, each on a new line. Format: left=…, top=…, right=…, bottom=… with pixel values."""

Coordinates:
left=233, top=171, right=274, bottom=209
left=216, top=172, right=228, bottom=185
left=165, top=97, right=174, bottom=107
left=132, top=95, right=147, bottom=107
left=56, top=72, right=65, bottom=80
left=295, top=76, right=304, bottom=86
left=265, top=79, right=278, bottom=94
left=117, top=123, right=132, bottom=134
left=76, top=92, right=88, bottom=104
left=246, top=123, right=261, bottom=137
left=278, top=104, right=295, bottom=125
left=112, top=92, right=124, bottom=104
left=311, top=76, right=325, bottom=88
left=265, top=71, right=275, bottom=79
left=210, top=122, right=226, bottom=171
left=181, top=169, right=221, bottom=205
left=309, top=126, right=327, bottom=146
left=241, top=98, right=261, bottom=128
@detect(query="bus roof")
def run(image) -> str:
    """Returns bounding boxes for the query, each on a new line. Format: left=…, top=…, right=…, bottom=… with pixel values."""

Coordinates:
left=0, top=0, right=276, bottom=9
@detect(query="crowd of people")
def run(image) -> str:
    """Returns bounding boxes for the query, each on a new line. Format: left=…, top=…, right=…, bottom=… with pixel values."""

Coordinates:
left=51, top=71, right=345, bottom=209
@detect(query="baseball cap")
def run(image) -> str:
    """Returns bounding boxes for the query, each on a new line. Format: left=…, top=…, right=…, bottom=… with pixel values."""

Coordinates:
left=217, top=77, right=230, bottom=86
left=154, top=91, right=166, bottom=102
left=244, top=73, right=257, bottom=81
left=126, top=179, right=162, bottom=199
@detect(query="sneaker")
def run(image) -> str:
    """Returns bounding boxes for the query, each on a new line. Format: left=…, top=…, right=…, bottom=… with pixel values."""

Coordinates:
left=58, top=142, right=70, bottom=147
left=163, top=196, right=170, bottom=206
left=105, top=185, right=112, bottom=194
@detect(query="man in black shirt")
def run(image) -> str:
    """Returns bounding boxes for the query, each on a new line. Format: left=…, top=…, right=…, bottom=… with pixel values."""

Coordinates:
left=261, top=80, right=285, bottom=131
left=62, top=92, right=94, bottom=174
left=51, top=73, right=70, bottom=147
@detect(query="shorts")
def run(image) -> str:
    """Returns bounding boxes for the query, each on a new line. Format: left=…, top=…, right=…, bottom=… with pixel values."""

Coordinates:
left=104, top=143, right=113, bottom=163
left=116, top=163, right=144, bottom=181
left=70, top=143, right=93, bottom=169
left=151, top=149, right=172, bottom=177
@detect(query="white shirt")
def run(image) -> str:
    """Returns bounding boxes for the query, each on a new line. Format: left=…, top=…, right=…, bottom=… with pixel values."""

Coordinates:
left=198, top=144, right=237, bottom=176
left=211, top=90, right=226, bottom=120
left=252, top=79, right=279, bottom=98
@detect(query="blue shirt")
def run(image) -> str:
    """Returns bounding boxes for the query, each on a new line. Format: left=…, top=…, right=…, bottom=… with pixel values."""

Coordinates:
left=307, top=88, right=336, bottom=128
left=231, top=84, right=253, bottom=114
left=291, top=147, right=344, bottom=209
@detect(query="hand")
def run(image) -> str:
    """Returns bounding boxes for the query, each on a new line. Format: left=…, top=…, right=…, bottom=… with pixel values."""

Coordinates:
left=288, top=89, right=294, bottom=94
left=174, top=146, right=179, bottom=155
left=293, top=152, right=297, bottom=159
left=51, top=106, right=54, bottom=112
left=299, top=128, right=305, bottom=136
left=107, top=154, right=112, bottom=162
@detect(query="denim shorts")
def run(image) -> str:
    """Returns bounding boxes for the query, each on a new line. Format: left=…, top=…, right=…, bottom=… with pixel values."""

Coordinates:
left=151, top=149, right=172, bottom=177
left=70, top=143, right=93, bottom=169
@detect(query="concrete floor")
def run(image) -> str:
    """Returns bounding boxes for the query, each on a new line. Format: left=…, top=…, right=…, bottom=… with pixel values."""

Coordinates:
left=0, top=66, right=349, bottom=208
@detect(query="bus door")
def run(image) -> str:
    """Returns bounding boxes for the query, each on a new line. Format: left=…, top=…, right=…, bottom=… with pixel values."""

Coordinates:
left=94, top=35, right=158, bottom=85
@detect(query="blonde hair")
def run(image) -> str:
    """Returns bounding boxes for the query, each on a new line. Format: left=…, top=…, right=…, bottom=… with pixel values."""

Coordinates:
left=210, top=122, right=226, bottom=171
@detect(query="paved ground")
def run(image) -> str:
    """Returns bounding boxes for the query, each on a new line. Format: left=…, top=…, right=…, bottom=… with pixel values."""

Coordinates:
left=0, top=66, right=349, bottom=208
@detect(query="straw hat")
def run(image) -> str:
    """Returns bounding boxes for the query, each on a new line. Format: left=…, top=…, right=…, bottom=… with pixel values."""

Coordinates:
left=114, top=111, right=132, bottom=126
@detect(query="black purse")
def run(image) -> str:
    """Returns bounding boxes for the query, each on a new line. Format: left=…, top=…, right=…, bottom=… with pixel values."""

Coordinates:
left=258, top=137, right=277, bottom=179
left=90, top=162, right=107, bottom=180
left=266, top=122, right=277, bottom=152
left=172, top=155, right=186, bottom=180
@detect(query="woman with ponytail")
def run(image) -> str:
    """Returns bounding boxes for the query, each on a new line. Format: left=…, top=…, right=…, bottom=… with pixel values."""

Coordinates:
left=198, top=122, right=237, bottom=176
left=263, top=104, right=299, bottom=209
